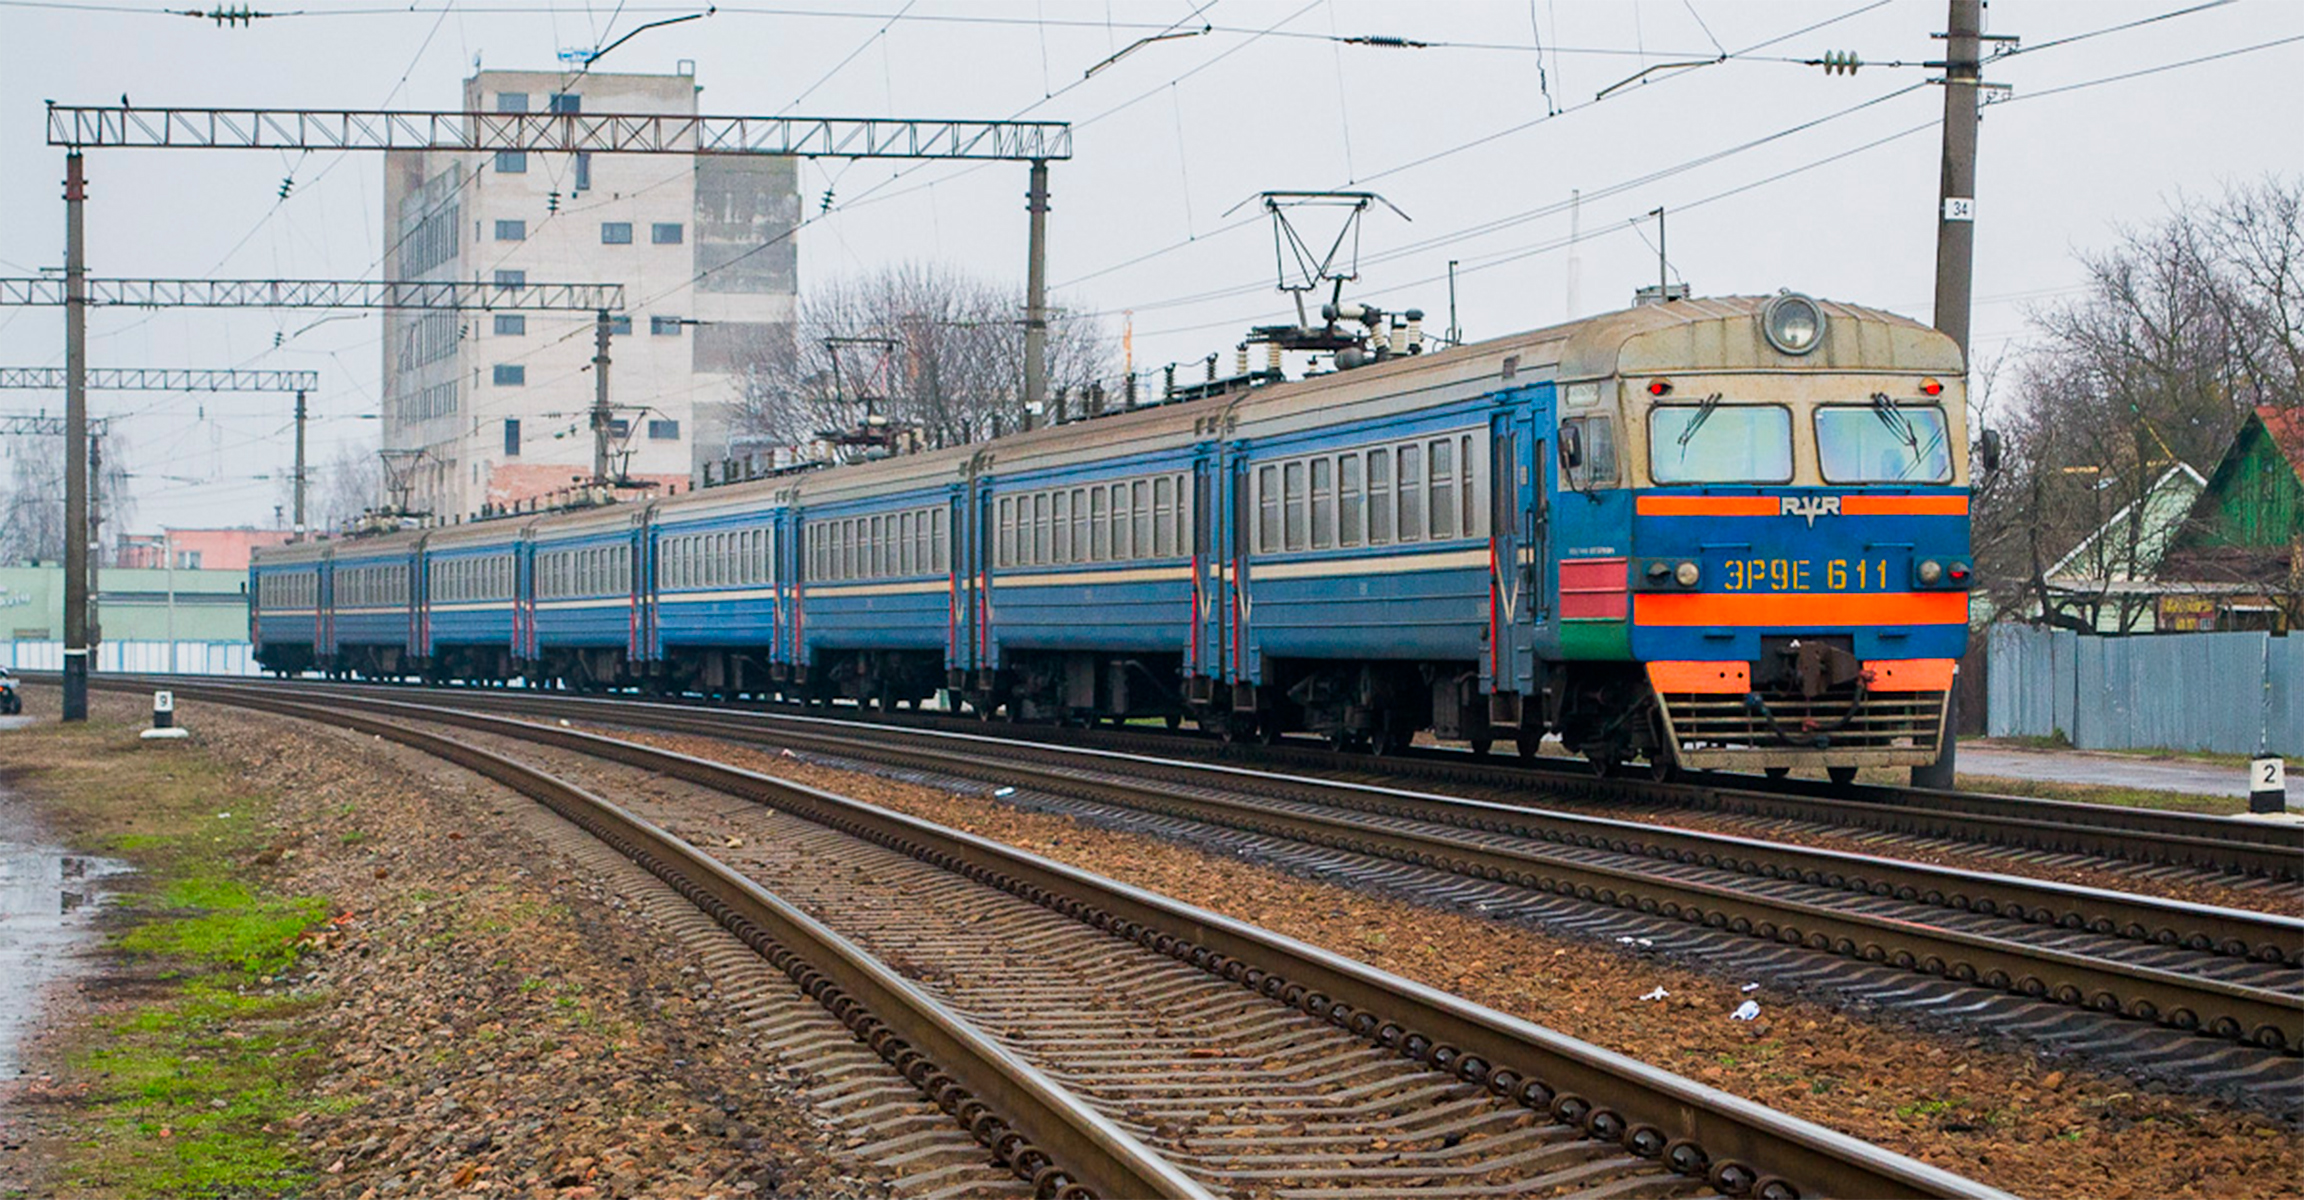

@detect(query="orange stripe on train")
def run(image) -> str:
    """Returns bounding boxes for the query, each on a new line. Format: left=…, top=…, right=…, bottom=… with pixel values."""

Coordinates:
left=1632, top=591, right=1969, bottom=627
left=1634, top=495, right=1969, bottom=517
left=1634, top=496, right=1781, bottom=516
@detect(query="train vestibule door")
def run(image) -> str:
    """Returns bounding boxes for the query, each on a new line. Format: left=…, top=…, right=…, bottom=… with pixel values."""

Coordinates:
left=1488, top=395, right=1549, bottom=741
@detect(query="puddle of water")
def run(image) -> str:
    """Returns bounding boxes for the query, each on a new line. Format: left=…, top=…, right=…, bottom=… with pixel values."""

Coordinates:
left=0, top=839, right=130, bottom=1079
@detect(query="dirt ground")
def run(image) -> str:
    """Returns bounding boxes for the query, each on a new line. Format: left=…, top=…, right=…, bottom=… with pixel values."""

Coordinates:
left=0, top=689, right=901, bottom=1200
left=600, top=725, right=2304, bottom=1200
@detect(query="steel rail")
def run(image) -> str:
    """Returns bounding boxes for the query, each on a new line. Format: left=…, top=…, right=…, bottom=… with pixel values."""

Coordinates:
left=129, top=677, right=2009, bottom=1200
left=650, top=708, right=2304, bottom=968
left=272, top=680, right=2299, bottom=967
left=549, top=704, right=2304, bottom=1056
left=199, top=673, right=2304, bottom=878
left=214, top=690, right=1207, bottom=1200
left=177, top=679, right=2301, bottom=1056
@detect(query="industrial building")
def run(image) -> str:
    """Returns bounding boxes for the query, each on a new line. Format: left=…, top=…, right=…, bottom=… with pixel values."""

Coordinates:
left=379, top=67, right=800, bottom=520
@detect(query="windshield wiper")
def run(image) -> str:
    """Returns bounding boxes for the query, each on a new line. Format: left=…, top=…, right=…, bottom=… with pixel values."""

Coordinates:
left=1869, top=391, right=1924, bottom=477
left=1674, top=392, right=1724, bottom=456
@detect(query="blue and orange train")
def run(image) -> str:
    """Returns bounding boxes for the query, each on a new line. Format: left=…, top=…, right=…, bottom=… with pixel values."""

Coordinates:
left=252, top=293, right=1975, bottom=781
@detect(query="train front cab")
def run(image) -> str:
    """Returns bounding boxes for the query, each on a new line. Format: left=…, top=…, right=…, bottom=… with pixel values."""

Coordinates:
left=1582, top=298, right=1972, bottom=781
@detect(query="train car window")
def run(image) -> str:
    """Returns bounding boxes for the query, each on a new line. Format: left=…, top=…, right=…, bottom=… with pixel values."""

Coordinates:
left=932, top=508, right=948, bottom=573
left=1649, top=404, right=1792, bottom=484
left=1126, top=480, right=1148, bottom=558
left=1397, top=444, right=1425, bottom=541
left=1462, top=433, right=1479, bottom=536
left=1088, top=489, right=1108, bottom=561
left=1030, top=493, right=1049, bottom=566
left=1815, top=404, right=1953, bottom=483
left=1310, top=458, right=1335, bottom=549
left=903, top=512, right=919, bottom=575
left=1429, top=439, right=1457, bottom=539
left=1338, top=454, right=1364, bottom=547
left=996, top=498, right=1015, bottom=568
left=1154, top=475, right=1178, bottom=557
left=1070, top=489, right=1091, bottom=563
left=1256, top=467, right=1279, bottom=553
left=1282, top=461, right=1306, bottom=552
left=1367, top=450, right=1393, bottom=544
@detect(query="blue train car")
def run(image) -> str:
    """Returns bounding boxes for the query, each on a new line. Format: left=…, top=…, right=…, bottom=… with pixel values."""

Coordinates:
left=249, top=539, right=329, bottom=675
left=650, top=483, right=786, bottom=697
left=963, top=414, right=1206, bottom=723
left=789, top=453, right=958, bottom=708
left=420, top=520, right=524, bottom=682
left=528, top=503, right=646, bottom=688
left=328, top=538, right=420, bottom=677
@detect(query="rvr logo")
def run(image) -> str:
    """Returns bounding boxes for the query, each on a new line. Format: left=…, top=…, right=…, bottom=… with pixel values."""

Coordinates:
left=1781, top=495, right=1842, bottom=527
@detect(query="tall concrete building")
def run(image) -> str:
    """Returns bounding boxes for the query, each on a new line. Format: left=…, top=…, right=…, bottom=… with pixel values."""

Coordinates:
left=380, top=68, right=798, bottom=520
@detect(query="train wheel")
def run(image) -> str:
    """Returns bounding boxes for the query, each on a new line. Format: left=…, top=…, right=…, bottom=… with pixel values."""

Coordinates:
left=1588, top=752, right=1622, bottom=778
left=1468, top=736, right=1493, bottom=757
left=1827, top=766, right=1859, bottom=785
left=1765, top=766, right=1791, bottom=779
left=1516, top=731, right=1543, bottom=759
left=1165, top=712, right=1184, bottom=730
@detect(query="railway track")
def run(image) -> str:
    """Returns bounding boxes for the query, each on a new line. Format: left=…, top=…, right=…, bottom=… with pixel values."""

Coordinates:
left=134, top=680, right=2304, bottom=1093
left=113, top=677, right=2012, bottom=1200
left=164, top=674, right=2304, bottom=882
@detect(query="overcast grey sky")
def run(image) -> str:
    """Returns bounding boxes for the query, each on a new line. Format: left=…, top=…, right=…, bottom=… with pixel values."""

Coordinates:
left=2, top=0, right=2299, bottom=532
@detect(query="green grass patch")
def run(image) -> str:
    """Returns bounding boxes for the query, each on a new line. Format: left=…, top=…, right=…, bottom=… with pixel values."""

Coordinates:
left=0, top=710, right=335, bottom=1198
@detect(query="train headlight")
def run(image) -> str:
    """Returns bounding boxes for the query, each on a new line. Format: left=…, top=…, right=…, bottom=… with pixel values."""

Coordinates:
left=1917, top=559, right=1944, bottom=585
left=1673, top=561, right=1701, bottom=588
left=1761, top=292, right=1827, bottom=355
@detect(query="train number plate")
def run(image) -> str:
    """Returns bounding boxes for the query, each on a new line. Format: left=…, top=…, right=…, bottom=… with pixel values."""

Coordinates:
left=1720, top=558, right=1893, bottom=592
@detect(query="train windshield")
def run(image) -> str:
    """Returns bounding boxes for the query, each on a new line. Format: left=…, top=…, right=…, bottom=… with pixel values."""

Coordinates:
left=1815, top=401, right=1953, bottom=483
left=1647, top=402, right=1793, bottom=484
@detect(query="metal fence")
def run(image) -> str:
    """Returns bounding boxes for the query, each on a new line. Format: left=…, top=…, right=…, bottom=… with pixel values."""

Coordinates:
left=2, top=640, right=260, bottom=676
left=1986, top=625, right=2301, bottom=756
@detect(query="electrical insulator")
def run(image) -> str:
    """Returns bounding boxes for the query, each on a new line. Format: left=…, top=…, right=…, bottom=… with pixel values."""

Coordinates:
left=277, top=176, right=294, bottom=200
left=547, top=190, right=561, bottom=213
left=1821, top=50, right=1861, bottom=76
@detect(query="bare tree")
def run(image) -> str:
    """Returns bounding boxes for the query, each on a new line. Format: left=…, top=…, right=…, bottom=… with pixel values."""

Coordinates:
left=1975, top=177, right=2303, bottom=630
left=732, top=263, right=1114, bottom=456
left=306, top=439, right=386, bottom=534
left=0, top=431, right=134, bottom=565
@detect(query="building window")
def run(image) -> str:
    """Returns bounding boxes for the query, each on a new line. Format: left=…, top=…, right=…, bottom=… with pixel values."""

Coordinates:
left=494, top=268, right=525, bottom=287
left=496, top=92, right=528, bottom=113
left=608, top=315, right=632, bottom=335
left=494, top=150, right=527, bottom=174
left=548, top=92, right=580, bottom=114
left=648, top=419, right=680, bottom=440
left=178, top=550, right=202, bottom=570
left=493, top=364, right=525, bottom=386
left=494, top=219, right=525, bottom=241
left=493, top=313, right=525, bottom=336
left=574, top=151, right=591, bottom=192
left=504, top=418, right=521, bottom=456
left=601, top=222, right=633, bottom=245
left=651, top=222, right=684, bottom=245
left=650, top=315, right=684, bottom=336
left=608, top=418, right=630, bottom=437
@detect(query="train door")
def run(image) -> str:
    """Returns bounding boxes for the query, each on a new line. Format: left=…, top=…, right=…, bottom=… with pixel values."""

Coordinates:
left=1189, top=452, right=1220, bottom=700
left=775, top=496, right=800, bottom=679
left=630, top=509, right=657, bottom=670
left=1486, top=392, right=1551, bottom=741
left=318, top=549, right=336, bottom=670
left=514, top=529, right=537, bottom=670
left=946, top=482, right=969, bottom=690
left=413, top=538, right=433, bottom=667
left=1487, top=398, right=1548, bottom=695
